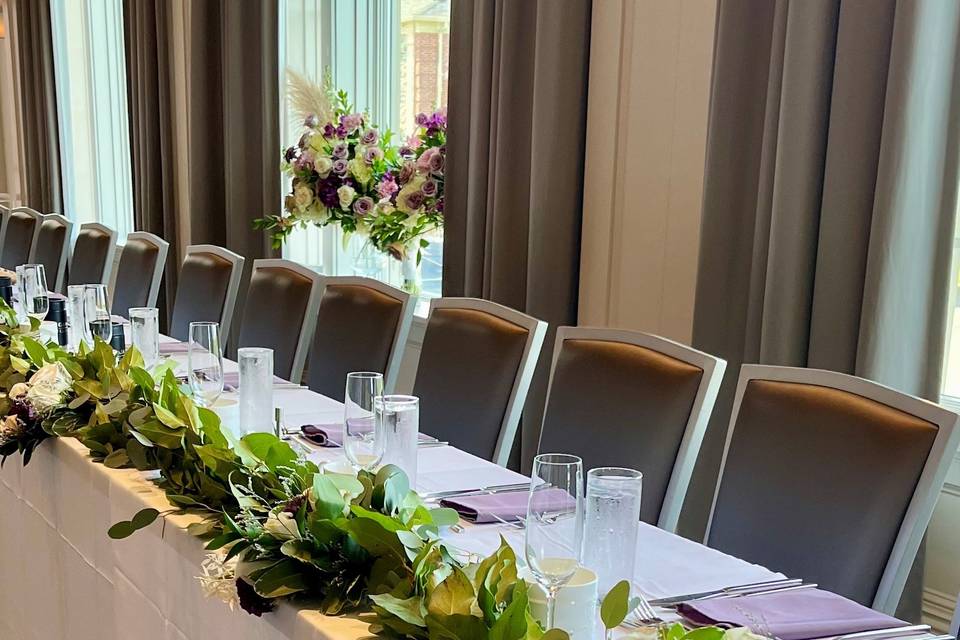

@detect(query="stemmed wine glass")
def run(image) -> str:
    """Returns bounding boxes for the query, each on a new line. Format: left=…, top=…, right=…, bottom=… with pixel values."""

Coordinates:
left=20, top=264, right=49, bottom=324
left=188, top=322, right=224, bottom=407
left=84, top=284, right=111, bottom=342
left=343, top=372, right=384, bottom=471
left=525, top=453, right=584, bottom=630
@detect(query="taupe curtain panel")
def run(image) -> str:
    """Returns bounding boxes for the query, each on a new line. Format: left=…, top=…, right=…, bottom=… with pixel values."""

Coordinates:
left=12, top=0, right=62, bottom=213
left=444, top=0, right=591, bottom=472
left=124, top=0, right=177, bottom=327
left=123, top=0, right=280, bottom=328
left=686, top=0, right=960, bottom=552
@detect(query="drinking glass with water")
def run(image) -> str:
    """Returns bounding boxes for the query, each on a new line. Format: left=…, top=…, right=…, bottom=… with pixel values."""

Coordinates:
left=582, top=467, right=643, bottom=599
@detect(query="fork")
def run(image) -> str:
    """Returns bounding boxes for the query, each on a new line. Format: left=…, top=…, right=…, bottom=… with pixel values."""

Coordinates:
left=622, top=593, right=663, bottom=626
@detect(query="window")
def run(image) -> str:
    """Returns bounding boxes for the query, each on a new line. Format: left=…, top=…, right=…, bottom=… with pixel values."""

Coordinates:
left=942, top=227, right=960, bottom=402
left=278, top=0, right=450, bottom=301
left=50, top=0, right=133, bottom=238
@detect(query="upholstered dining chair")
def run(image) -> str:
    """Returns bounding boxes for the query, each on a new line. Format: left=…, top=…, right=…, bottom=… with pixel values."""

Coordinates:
left=111, top=231, right=169, bottom=317
left=1, top=207, right=42, bottom=270
left=306, top=276, right=414, bottom=401
left=68, top=222, right=117, bottom=287
left=29, top=213, right=73, bottom=292
left=237, top=259, right=323, bottom=382
left=169, top=245, right=245, bottom=343
left=537, top=327, right=725, bottom=532
left=412, top=298, right=548, bottom=466
left=706, top=365, right=960, bottom=615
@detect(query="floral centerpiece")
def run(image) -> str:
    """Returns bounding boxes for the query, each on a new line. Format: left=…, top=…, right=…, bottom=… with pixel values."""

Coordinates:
left=255, top=71, right=446, bottom=294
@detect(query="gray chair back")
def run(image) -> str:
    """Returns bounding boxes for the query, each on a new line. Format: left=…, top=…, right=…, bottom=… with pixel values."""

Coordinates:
left=68, top=223, right=117, bottom=287
left=111, top=232, right=168, bottom=317
left=538, top=327, right=725, bottom=532
left=2, top=207, right=41, bottom=269
left=29, top=214, right=73, bottom=292
left=412, top=298, right=547, bottom=465
left=706, top=365, right=960, bottom=614
left=306, top=276, right=413, bottom=401
left=237, top=259, right=322, bottom=383
left=169, top=245, right=244, bottom=343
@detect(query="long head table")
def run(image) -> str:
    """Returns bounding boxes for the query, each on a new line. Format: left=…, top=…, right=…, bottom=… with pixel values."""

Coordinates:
left=0, top=335, right=783, bottom=640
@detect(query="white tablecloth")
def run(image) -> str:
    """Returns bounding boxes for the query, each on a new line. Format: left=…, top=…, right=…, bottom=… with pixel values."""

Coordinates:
left=0, top=341, right=783, bottom=640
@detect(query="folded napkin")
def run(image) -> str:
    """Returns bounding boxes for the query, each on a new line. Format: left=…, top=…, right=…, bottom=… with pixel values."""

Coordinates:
left=677, top=588, right=907, bottom=640
left=440, top=487, right=575, bottom=524
left=159, top=341, right=191, bottom=354
left=300, top=419, right=435, bottom=447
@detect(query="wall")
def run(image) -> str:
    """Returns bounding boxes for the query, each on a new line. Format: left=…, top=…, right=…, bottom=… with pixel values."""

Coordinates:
left=578, top=0, right=716, bottom=344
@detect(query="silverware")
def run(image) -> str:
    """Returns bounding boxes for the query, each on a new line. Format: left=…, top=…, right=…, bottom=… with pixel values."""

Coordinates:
left=417, top=440, right=449, bottom=448
left=828, top=625, right=932, bottom=640
left=420, top=482, right=529, bottom=500
left=715, top=582, right=816, bottom=600
left=648, top=577, right=801, bottom=607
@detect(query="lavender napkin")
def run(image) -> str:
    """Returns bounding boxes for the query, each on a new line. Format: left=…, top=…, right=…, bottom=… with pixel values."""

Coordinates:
left=677, top=588, right=907, bottom=640
left=159, top=341, right=191, bottom=354
left=441, top=487, right=574, bottom=524
left=300, top=418, right=435, bottom=447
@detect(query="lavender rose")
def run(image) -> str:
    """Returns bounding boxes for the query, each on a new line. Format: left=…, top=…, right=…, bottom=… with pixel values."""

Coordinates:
left=340, top=113, right=363, bottom=133
left=362, top=146, right=384, bottom=165
left=421, top=178, right=438, bottom=198
left=398, top=161, right=416, bottom=183
left=353, top=196, right=375, bottom=217
left=332, top=158, right=348, bottom=175
left=332, top=143, right=348, bottom=159
left=360, top=128, right=379, bottom=145
left=428, top=150, right=444, bottom=174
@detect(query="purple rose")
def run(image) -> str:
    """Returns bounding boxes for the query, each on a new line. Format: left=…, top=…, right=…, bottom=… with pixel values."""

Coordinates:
left=340, top=113, right=363, bottom=133
left=303, top=114, right=320, bottom=128
left=436, top=197, right=444, bottom=213
left=294, top=150, right=315, bottom=171
left=353, top=196, right=375, bottom=217
left=405, top=192, right=424, bottom=210
left=421, top=179, right=438, bottom=197
left=398, top=146, right=413, bottom=157
left=416, top=147, right=437, bottom=174
left=336, top=124, right=348, bottom=138
left=360, top=128, right=379, bottom=145
left=332, top=143, right=348, bottom=159
left=398, top=161, right=415, bottom=183
left=429, top=151, right=444, bottom=174
left=317, top=178, right=340, bottom=208
left=415, top=112, right=429, bottom=126
left=322, top=123, right=337, bottom=139
left=363, top=146, right=384, bottom=165
left=332, top=158, right=348, bottom=174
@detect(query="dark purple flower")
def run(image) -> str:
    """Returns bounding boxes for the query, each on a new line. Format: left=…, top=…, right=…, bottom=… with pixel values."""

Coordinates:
left=322, top=123, right=337, bottom=139
left=353, top=196, right=375, bottom=216
left=283, top=146, right=297, bottom=162
left=332, top=143, right=348, bottom=159
left=332, top=158, right=348, bottom=175
left=236, top=578, right=275, bottom=617
left=317, top=179, right=340, bottom=208
left=336, top=124, right=348, bottom=138
left=283, top=494, right=307, bottom=515
left=436, top=197, right=444, bottom=213
left=415, top=112, right=429, bottom=126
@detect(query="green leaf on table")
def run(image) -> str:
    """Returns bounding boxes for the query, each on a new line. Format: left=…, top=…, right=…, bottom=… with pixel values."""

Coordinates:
left=683, top=627, right=727, bottom=640
left=424, top=613, right=488, bottom=640
left=10, top=355, right=31, bottom=375
left=325, top=472, right=365, bottom=499
left=107, top=520, right=136, bottom=539
left=600, top=579, right=631, bottom=629
left=237, top=432, right=297, bottom=472
left=21, top=336, right=50, bottom=365
left=102, top=449, right=129, bottom=469
left=427, top=567, right=475, bottom=617
left=489, top=577, right=530, bottom=640
left=312, top=472, right=346, bottom=520
left=541, top=631, right=570, bottom=640
left=128, top=366, right=155, bottom=396
left=344, top=515, right=406, bottom=561
left=135, top=420, right=186, bottom=449
left=197, top=407, right=228, bottom=448
left=369, top=593, right=426, bottom=627
left=253, top=558, right=309, bottom=598
left=428, top=507, right=460, bottom=527
left=107, top=508, right=159, bottom=539
left=153, top=402, right=186, bottom=428
left=131, top=507, right=160, bottom=529
left=666, top=623, right=687, bottom=640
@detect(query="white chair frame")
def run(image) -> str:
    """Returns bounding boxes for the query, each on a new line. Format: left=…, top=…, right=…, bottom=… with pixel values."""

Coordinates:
left=540, top=327, right=726, bottom=533
left=247, top=259, right=324, bottom=383
left=0, top=205, right=8, bottom=259
left=316, top=275, right=415, bottom=395
left=122, top=231, right=169, bottom=311
left=70, top=222, right=118, bottom=286
left=422, top=297, right=548, bottom=467
left=181, top=245, right=245, bottom=343
left=29, top=213, right=73, bottom=292
left=706, top=364, right=960, bottom=615
left=951, top=595, right=959, bottom=637
left=7, top=207, right=43, bottom=266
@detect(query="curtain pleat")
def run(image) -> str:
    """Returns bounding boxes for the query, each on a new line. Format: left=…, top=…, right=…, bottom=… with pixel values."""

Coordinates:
left=444, top=0, right=591, bottom=472
left=686, top=0, right=960, bottom=618
left=12, top=0, right=62, bottom=213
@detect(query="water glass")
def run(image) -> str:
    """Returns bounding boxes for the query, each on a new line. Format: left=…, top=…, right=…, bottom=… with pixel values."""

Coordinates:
left=238, top=347, right=274, bottom=435
left=525, top=453, right=584, bottom=631
left=188, top=322, right=223, bottom=407
left=583, top=467, right=642, bottom=598
left=343, top=372, right=384, bottom=471
left=377, top=395, right=419, bottom=485
left=129, top=308, right=159, bottom=367
left=84, top=284, right=111, bottom=342
left=20, top=264, right=48, bottom=322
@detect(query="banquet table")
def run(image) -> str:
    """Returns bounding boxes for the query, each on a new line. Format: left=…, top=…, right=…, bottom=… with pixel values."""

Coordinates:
left=0, top=334, right=789, bottom=640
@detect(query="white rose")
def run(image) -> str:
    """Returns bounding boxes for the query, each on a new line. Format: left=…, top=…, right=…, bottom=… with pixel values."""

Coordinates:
left=25, top=362, right=73, bottom=412
left=337, top=185, right=356, bottom=211
left=299, top=204, right=329, bottom=223
left=8, top=382, right=28, bottom=399
left=293, top=184, right=313, bottom=210
left=314, top=155, right=333, bottom=177
left=264, top=511, right=301, bottom=541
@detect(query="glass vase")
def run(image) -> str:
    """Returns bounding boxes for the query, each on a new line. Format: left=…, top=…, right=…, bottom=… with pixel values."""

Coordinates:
left=400, top=250, right=421, bottom=295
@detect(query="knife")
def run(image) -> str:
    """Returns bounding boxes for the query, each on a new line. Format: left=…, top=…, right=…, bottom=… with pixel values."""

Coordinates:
left=828, top=625, right=932, bottom=640
left=420, top=482, right=529, bottom=500
left=648, top=577, right=801, bottom=607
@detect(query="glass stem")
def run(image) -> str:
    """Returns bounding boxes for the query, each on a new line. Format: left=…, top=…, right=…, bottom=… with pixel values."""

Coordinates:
left=546, top=587, right=560, bottom=630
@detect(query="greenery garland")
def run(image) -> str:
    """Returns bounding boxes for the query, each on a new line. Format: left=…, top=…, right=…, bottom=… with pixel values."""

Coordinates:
left=0, top=302, right=759, bottom=640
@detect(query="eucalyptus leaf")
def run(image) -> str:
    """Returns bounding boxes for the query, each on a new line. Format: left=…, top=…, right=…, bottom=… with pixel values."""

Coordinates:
left=600, top=579, right=631, bottom=629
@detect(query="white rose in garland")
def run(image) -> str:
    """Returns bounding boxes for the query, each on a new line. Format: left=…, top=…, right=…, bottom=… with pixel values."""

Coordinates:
left=26, top=361, right=74, bottom=412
